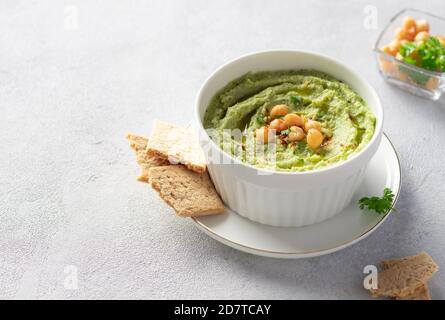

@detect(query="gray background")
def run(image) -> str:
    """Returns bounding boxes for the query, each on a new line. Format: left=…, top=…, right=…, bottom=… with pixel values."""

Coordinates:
left=1, top=0, right=444, bottom=299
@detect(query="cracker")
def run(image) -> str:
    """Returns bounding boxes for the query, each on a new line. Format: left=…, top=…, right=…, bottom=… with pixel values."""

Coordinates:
left=370, top=252, right=438, bottom=298
left=381, top=253, right=433, bottom=300
left=148, top=165, right=225, bottom=217
left=126, top=133, right=170, bottom=182
left=146, top=120, right=206, bottom=173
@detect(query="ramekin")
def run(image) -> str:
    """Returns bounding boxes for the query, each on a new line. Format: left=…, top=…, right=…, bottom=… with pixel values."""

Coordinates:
left=195, top=50, right=383, bottom=227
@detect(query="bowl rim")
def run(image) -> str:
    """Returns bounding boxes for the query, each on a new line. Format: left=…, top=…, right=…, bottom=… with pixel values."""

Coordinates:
left=373, top=7, right=445, bottom=77
left=194, top=49, right=384, bottom=176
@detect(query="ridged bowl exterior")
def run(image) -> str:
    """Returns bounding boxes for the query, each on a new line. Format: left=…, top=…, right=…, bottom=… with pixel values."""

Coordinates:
left=196, top=50, right=383, bottom=227
left=207, top=161, right=367, bottom=227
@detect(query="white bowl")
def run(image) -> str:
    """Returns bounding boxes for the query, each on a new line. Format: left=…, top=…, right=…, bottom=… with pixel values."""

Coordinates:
left=195, top=50, right=383, bottom=227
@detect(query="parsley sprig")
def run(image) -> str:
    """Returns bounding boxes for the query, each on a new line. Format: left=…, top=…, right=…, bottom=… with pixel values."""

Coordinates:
left=256, top=115, right=266, bottom=125
left=358, top=188, right=395, bottom=214
left=399, top=37, right=445, bottom=73
left=290, top=95, right=302, bottom=105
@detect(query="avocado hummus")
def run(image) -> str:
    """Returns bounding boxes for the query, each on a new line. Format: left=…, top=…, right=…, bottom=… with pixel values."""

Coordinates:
left=203, top=70, right=376, bottom=172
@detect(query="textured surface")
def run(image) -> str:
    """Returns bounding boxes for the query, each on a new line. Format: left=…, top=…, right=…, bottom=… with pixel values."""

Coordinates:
left=1, top=0, right=445, bottom=299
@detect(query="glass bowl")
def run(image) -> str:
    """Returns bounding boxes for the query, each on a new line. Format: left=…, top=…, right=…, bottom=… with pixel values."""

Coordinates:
left=374, top=8, right=445, bottom=100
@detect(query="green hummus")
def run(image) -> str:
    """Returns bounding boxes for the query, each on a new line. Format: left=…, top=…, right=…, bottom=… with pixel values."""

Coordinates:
left=203, top=70, right=376, bottom=171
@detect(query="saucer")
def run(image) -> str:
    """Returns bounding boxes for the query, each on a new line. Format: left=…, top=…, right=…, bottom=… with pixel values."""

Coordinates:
left=192, top=133, right=401, bottom=259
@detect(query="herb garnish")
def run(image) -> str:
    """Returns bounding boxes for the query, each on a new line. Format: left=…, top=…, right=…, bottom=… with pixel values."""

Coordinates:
left=358, top=188, right=395, bottom=214
left=290, top=95, right=302, bottom=105
left=281, top=129, right=290, bottom=135
left=256, top=115, right=266, bottom=125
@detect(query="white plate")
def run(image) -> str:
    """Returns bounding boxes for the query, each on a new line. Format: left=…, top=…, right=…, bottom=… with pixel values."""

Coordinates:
left=192, top=133, right=401, bottom=259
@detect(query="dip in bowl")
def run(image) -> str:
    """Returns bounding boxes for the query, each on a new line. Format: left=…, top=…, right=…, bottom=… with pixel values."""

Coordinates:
left=195, top=51, right=383, bottom=227
left=203, top=70, right=376, bottom=172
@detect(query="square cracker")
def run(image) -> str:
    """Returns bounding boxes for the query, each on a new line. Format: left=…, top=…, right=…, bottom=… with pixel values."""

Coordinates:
left=370, top=252, right=438, bottom=299
left=148, top=165, right=225, bottom=217
left=126, top=133, right=170, bottom=182
left=146, top=120, right=206, bottom=173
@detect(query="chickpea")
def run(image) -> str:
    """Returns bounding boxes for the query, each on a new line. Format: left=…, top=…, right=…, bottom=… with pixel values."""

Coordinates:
left=397, top=69, right=409, bottom=82
left=402, top=16, right=416, bottom=31
left=405, top=27, right=417, bottom=41
left=283, top=113, right=304, bottom=128
left=389, top=40, right=401, bottom=54
left=381, top=45, right=390, bottom=54
left=307, top=129, right=324, bottom=150
left=256, top=127, right=273, bottom=144
left=269, top=118, right=287, bottom=132
left=395, top=27, right=407, bottom=41
left=304, top=119, right=322, bottom=132
left=415, top=31, right=429, bottom=42
left=416, top=20, right=430, bottom=33
left=396, top=26, right=416, bottom=41
left=288, top=126, right=305, bottom=142
left=270, top=104, right=289, bottom=118
left=382, top=45, right=397, bottom=57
